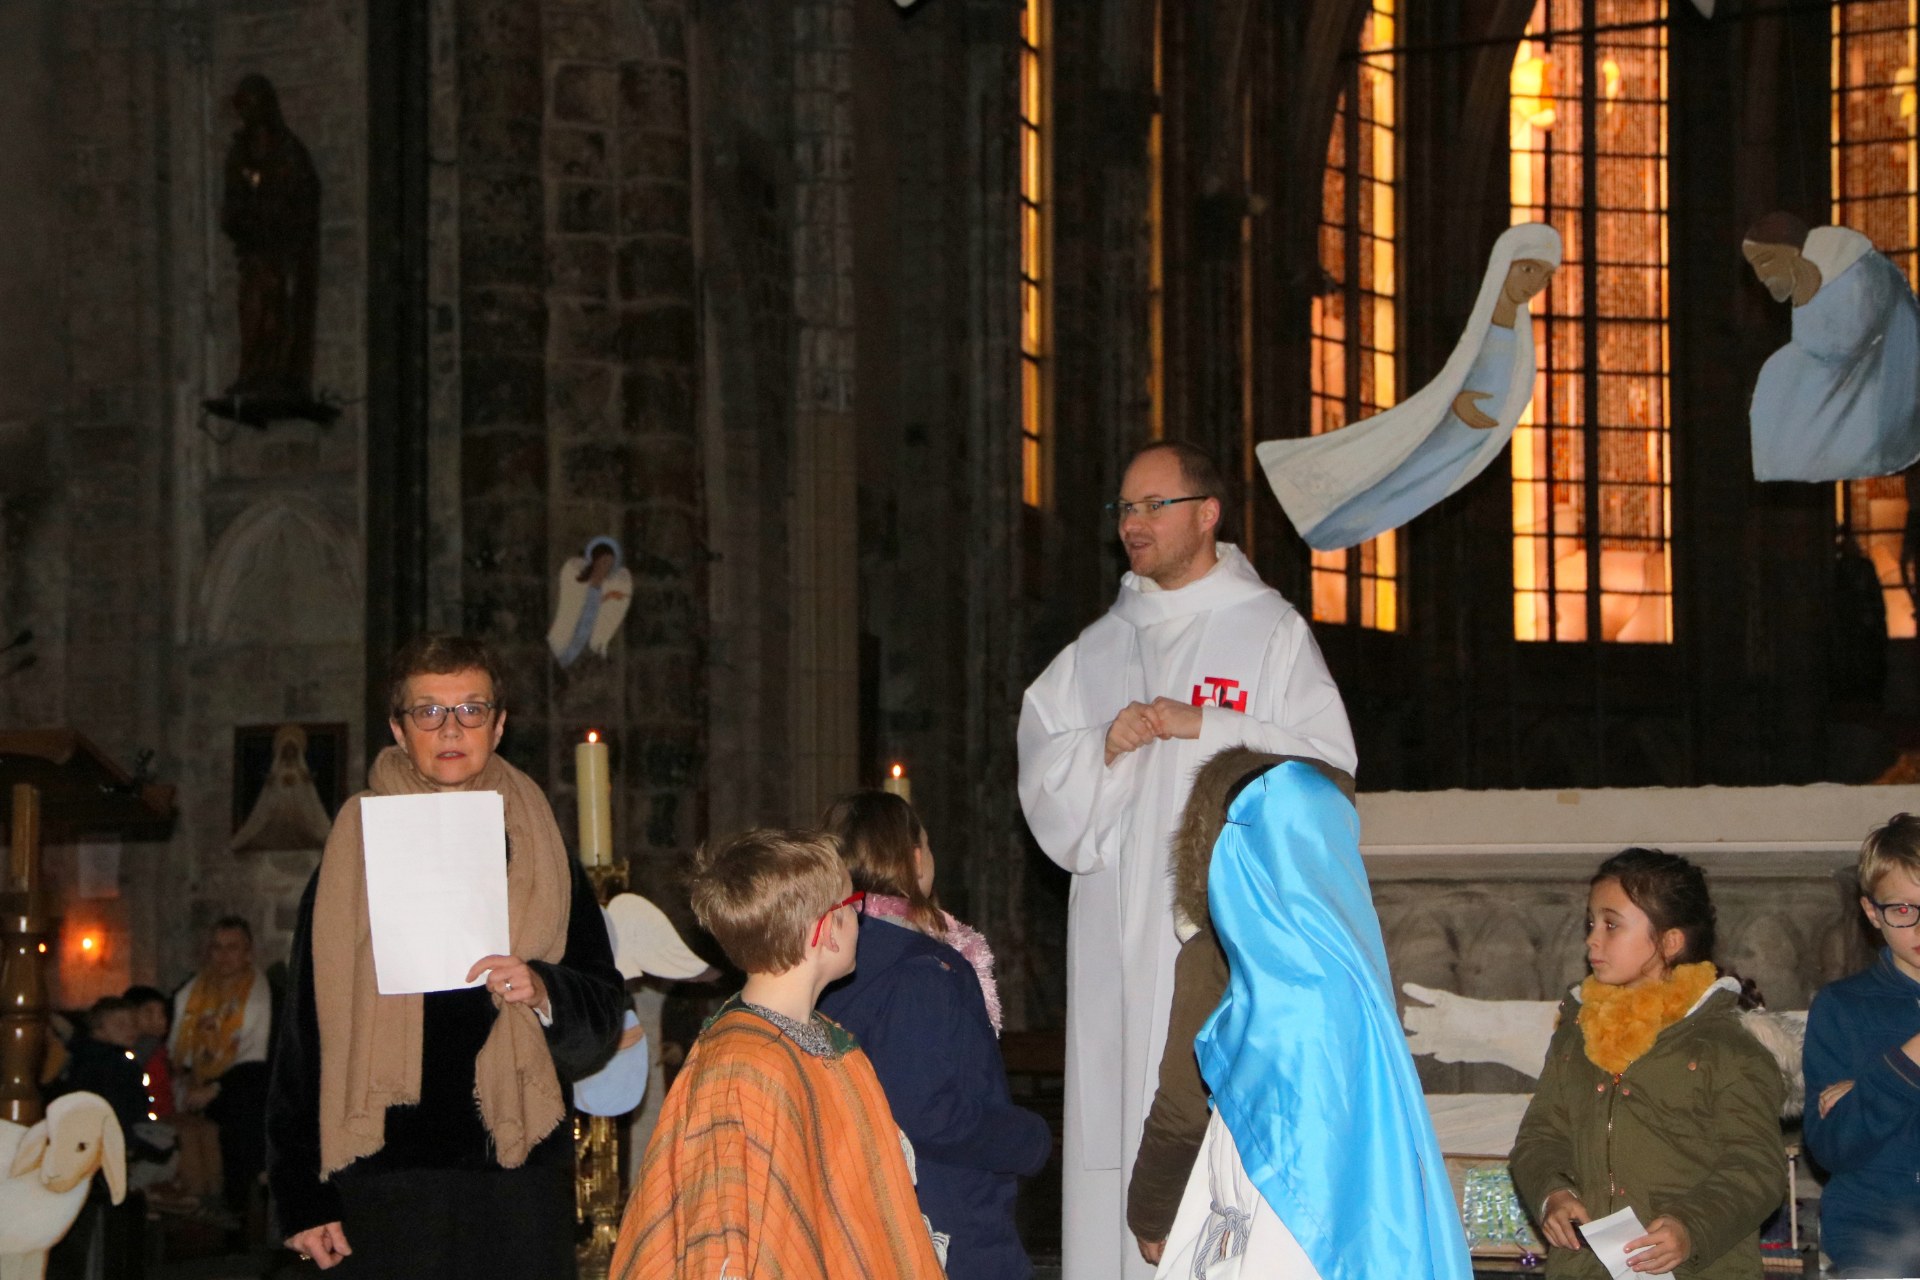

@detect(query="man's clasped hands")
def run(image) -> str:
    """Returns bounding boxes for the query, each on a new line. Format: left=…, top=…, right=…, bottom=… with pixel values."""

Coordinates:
left=1105, top=697, right=1205, bottom=766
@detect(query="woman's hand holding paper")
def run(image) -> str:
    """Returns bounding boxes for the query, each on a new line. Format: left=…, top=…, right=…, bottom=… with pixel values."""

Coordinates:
left=468, top=953, right=550, bottom=1019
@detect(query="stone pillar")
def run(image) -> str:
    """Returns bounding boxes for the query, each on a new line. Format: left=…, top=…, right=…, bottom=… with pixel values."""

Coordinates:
left=614, top=0, right=702, bottom=890
left=788, top=0, right=859, bottom=822
left=458, top=0, right=551, bottom=773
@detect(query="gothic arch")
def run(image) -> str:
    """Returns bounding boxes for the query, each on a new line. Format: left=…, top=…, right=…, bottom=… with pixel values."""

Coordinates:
left=199, top=496, right=361, bottom=646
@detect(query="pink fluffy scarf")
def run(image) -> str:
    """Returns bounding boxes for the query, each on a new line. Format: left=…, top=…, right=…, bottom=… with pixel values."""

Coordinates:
left=863, top=893, right=1004, bottom=1035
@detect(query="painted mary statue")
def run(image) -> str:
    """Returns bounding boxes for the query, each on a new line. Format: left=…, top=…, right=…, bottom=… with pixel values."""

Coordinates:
left=1258, top=222, right=1562, bottom=551
left=1744, top=212, right=1920, bottom=482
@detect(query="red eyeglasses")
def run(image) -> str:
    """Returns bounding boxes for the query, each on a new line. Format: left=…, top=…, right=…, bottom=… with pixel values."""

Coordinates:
left=810, top=891, right=867, bottom=946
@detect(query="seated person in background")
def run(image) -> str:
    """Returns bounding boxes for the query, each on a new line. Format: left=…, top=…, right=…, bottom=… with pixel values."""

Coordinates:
left=53, top=996, right=175, bottom=1194
left=170, top=915, right=273, bottom=1214
left=1803, top=813, right=1920, bottom=1279
left=612, top=828, right=947, bottom=1279
left=45, top=998, right=154, bottom=1280
left=818, top=790, right=1052, bottom=1280
left=53, top=996, right=149, bottom=1137
left=123, top=985, right=176, bottom=1122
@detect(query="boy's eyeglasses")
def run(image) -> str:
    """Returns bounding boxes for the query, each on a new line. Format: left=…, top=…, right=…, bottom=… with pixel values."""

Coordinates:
left=810, top=891, right=867, bottom=946
left=397, top=702, right=498, bottom=731
left=1869, top=899, right=1920, bottom=928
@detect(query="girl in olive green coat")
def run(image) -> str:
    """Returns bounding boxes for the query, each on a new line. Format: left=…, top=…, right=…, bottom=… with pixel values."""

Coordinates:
left=1510, top=849, right=1787, bottom=1279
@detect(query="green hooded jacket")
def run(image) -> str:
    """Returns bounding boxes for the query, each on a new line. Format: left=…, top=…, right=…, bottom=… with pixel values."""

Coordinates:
left=1509, top=984, right=1788, bottom=1279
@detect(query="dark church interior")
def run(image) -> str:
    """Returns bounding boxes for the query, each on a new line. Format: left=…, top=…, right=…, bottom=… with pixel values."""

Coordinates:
left=3, top=0, right=1918, bottom=1275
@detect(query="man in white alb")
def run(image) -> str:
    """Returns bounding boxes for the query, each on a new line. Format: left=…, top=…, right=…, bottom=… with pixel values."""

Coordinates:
left=1018, top=441, right=1357, bottom=1280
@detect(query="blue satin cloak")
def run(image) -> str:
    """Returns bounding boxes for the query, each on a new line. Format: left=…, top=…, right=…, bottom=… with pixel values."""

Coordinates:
left=1194, top=762, right=1471, bottom=1280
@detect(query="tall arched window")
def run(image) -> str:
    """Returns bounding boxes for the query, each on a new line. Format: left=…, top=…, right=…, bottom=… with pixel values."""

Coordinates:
left=1832, top=0, right=1918, bottom=636
left=1020, top=0, right=1050, bottom=508
left=1308, top=0, right=1401, bottom=630
left=1509, top=0, right=1674, bottom=643
left=1148, top=0, right=1166, bottom=442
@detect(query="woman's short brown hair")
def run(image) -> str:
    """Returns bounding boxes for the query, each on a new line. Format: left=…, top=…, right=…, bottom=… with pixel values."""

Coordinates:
left=688, top=828, right=848, bottom=974
left=387, top=634, right=507, bottom=721
left=821, top=790, right=944, bottom=939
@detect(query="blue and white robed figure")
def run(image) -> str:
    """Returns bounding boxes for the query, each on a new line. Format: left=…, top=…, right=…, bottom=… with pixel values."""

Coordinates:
left=1156, top=762, right=1470, bottom=1280
left=1258, top=222, right=1561, bottom=551
left=1743, top=211, right=1920, bottom=483
left=546, top=536, right=635, bottom=668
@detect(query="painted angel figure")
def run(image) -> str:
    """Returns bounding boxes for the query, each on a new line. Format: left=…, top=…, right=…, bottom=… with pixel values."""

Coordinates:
left=546, top=536, right=634, bottom=667
left=1744, top=212, right=1920, bottom=482
left=1258, top=222, right=1562, bottom=551
left=572, top=892, right=711, bottom=1121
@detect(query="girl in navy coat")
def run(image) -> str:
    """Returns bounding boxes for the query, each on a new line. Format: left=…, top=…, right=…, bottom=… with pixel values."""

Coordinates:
left=818, top=790, right=1053, bottom=1280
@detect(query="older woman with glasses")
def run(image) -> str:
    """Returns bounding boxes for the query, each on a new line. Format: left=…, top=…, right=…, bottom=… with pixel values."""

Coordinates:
left=267, top=633, right=625, bottom=1277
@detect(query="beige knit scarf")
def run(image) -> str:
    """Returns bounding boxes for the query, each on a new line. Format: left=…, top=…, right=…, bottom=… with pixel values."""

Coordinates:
left=313, top=746, right=570, bottom=1178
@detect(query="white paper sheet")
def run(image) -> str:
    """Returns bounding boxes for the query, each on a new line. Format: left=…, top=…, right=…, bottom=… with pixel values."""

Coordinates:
left=1578, top=1205, right=1670, bottom=1279
left=360, top=791, right=511, bottom=995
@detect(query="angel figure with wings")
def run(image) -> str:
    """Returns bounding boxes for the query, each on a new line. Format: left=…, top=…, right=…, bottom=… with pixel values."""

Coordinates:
left=547, top=536, right=634, bottom=667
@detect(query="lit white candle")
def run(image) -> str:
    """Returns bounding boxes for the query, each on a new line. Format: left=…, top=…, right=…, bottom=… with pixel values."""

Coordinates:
left=576, top=731, right=613, bottom=867
left=882, top=762, right=911, bottom=805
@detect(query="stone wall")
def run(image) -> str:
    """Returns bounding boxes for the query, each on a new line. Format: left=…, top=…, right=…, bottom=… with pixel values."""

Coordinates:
left=0, top=1, right=369, bottom=989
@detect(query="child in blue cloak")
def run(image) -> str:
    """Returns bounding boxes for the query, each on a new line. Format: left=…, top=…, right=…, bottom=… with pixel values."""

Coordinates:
left=1151, top=753, right=1470, bottom=1280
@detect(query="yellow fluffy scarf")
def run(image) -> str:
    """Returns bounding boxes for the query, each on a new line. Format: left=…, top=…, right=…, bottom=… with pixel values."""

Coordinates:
left=1577, top=961, right=1719, bottom=1074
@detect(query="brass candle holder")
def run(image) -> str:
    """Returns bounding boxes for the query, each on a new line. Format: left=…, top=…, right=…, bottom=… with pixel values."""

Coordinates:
left=575, top=860, right=628, bottom=1279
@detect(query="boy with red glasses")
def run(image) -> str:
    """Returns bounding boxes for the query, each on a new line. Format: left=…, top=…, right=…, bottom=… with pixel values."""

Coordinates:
left=612, top=828, right=944, bottom=1278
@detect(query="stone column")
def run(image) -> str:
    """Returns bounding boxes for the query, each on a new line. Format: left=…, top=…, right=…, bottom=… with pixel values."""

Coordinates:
left=788, top=0, right=859, bottom=822
left=458, top=0, right=551, bottom=772
left=614, top=0, right=702, bottom=889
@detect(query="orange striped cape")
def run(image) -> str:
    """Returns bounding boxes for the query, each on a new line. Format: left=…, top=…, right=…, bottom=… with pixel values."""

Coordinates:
left=612, top=1004, right=946, bottom=1279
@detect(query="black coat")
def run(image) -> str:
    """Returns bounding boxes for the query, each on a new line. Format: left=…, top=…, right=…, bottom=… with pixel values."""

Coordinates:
left=266, top=855, right=625, bottom=1237
left=819, top=915, right=1051, bottom=1280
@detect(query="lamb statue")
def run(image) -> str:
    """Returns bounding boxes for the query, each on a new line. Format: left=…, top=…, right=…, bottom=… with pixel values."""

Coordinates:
left=0, top=1093, right=127, bottom=1280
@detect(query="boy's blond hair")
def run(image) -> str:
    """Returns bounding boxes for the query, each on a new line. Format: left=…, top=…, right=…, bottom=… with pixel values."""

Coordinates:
left=690, top=828, right=847, bottom=973
left=1858, top=812, right=1920, bottom=898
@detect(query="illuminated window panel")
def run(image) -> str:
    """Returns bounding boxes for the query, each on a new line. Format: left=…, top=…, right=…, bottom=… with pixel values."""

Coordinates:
left=1833, top=0, right=1919, bottom=637
left=1509, top=0, right=1673, bottom=644
left=1307, top=0, right=1401, bottom=631
left=1020, top=0, right=1048, bottom=508
left=1148, top=0, right=1166, bottom=442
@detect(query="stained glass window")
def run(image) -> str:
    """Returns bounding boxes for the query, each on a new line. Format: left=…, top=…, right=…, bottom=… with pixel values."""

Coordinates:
left=1308, top=0, right=1401, bottom=630
left=1020, top=0, right=1049, bottom=507
left=1833, top=0, right=1919, bottom=637
left=1509, top=0, right=1674, bottom=643
left=1148, top=0, right=1166, bottom=442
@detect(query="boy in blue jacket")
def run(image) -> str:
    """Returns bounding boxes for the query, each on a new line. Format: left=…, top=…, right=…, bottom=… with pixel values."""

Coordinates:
left=1804, top=813, right=1920, bottom=1278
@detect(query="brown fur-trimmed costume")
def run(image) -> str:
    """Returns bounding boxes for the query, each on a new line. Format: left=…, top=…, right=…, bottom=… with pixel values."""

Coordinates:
left=1126, top=748, right=1354, bottom=1245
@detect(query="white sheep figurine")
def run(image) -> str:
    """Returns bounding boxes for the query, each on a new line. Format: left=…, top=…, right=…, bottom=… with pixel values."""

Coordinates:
left=0, top=1093, right=127, bottom=1280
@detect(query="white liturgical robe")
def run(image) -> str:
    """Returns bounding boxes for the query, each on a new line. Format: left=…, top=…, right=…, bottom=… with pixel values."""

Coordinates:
left=1017, top=544, right=1356, bottom=1280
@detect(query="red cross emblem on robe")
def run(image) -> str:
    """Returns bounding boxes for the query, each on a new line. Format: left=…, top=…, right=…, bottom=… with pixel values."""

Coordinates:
left=1190, top=676, right=1249, bottom=712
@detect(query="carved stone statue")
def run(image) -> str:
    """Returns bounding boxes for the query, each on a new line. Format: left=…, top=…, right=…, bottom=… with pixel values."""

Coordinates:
left=204, top=75, right=334, bottom=427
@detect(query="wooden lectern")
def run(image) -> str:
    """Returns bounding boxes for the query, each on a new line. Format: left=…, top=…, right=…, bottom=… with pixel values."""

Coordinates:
left=0, top=731, right=173, bottom=1125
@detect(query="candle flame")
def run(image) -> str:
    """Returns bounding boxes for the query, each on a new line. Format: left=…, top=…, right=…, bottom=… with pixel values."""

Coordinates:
left=890, top=763, right=904, bottom=779
left=587, top=730, right=599, bottom=743
left=80, top=935, right=96, bottom=952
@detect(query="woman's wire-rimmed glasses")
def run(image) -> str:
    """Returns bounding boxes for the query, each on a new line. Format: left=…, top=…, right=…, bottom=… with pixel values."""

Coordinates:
left=1869, top=899, right=1920, bottom=928
left=810, top=891, right=867, bottom=946
left=399, top=702, right=499, bottom=731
